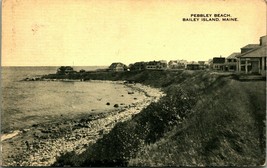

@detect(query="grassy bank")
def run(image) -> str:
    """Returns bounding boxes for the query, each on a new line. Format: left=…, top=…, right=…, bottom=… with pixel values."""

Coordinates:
left=51, top=70, right=266, bottom=166
left=130, top=73, right=266, bottom=166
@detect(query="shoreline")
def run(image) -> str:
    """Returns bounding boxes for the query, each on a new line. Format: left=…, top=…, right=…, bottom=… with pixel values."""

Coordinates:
left=1, top=82, right=165, bottom=166
left=1, top=80, right=159, bottom=134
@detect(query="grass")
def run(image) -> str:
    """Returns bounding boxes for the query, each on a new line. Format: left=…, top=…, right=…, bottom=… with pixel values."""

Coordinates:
left=130, top=76, right=266, bottom=166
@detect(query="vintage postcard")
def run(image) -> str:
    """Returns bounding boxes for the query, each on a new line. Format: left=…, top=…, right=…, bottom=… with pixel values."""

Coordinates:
left=1, top=0, right=266, bottom=166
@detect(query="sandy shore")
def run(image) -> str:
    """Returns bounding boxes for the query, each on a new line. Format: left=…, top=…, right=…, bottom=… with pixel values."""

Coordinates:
left=1, top=82, right=165, bottom=166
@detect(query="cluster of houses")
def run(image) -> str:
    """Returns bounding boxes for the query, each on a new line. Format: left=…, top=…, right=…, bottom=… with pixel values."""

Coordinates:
left=108, top=60, right=210, bottom=72
left=108, top=60, right=168, bottom=72
left=108, top=35, right=266, bottom=76
left=210, top=35, right=266, bottom=76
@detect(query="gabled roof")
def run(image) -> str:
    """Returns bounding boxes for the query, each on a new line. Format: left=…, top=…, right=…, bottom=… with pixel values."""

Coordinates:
left=171, top=60, right=187, bottom=65
left=109, top=62, right=125, bottom=69
left=159, top=60, right=167, bottom=63
left=133, top=61, right=146, bottom=65
left=147, top=60, right=167, bottom=65
left=241, top=44, right=259, bottom=49
left=227, top=52, right=240, bottom=59
left=238, top=45, right=267, bottom=58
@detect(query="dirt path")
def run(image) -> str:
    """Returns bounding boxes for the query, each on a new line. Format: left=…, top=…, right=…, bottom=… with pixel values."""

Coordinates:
left=1, top=83, right=165, bottom=166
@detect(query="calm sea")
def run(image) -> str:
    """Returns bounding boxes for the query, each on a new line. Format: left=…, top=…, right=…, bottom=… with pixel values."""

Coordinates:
left=1, top=66, right=145, bottom=132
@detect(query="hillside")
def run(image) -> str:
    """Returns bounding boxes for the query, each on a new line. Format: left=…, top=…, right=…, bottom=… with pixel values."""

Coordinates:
left=52, top=70, right=266, bottom=166
left=130, top=73, right=266, bottom=166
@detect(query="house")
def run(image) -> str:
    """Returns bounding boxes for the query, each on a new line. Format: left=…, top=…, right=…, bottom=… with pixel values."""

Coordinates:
left=129, top=62, right=146, bottom=71
left=108, top=62, right=127, bottom=72
left=198, top=61, right=209, bottom=70
left=168, top=60, right=187, bottom=69
left=237, top=35, right=266, bottom=76
left=240, top=44, right=259, bottom=53
left=145, top=60, right=167, bottom=70
left=208, top=59, right=213, bottom=69
left=186, top=61, right=200, bottom=70
left=225, top=52, right=240, bottom=71
left=212, top=57, right=225, bottom=71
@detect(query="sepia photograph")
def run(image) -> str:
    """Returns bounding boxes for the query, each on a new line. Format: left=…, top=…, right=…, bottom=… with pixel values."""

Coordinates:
left=1, top=0, right=266, bottom=166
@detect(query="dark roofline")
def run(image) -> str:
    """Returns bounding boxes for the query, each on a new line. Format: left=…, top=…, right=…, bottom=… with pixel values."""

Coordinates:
left=237, top=46, right=264, bottom=58
left=241, top=44, right=259, bottom=49
left=227, top=52, right=240, bottom=58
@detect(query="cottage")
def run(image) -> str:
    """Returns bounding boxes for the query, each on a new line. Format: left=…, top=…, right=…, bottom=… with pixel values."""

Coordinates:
left=198, top=61, right=209, bottom=70
left=237, top=36, right=266, bottom=76
left=130, top=62, right=146, bottom=71
left=168, top=60, right=187, bottom=69
left=225, top=52, right=240, bottom=71
left=187, top=63, right=200, bottom=70
left=186, top=61, right=200, bottom=70
left=108, top=62, right=127, bottom=72
left=145, top=60, right=167, bottom=70
left=212, top=57, right=225, bottom=71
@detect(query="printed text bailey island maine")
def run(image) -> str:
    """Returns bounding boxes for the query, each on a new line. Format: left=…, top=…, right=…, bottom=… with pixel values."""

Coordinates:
left=182, top=14, right=239, bottom=22
left=1, top=0, right=266, bottom=167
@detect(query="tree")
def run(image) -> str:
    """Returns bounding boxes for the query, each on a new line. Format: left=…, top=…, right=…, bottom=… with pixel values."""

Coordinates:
left=56, top=66, right=74, bottom=75
left=79, top=69, right=86, bottom=73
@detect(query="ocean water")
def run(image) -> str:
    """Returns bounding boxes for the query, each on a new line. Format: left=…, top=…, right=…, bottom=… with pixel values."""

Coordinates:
left=1, top=66, right=145, bottom=132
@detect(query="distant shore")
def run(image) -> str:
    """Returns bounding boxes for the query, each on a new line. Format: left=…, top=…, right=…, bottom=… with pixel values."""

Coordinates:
left=1, top=81, right=165, bottom=166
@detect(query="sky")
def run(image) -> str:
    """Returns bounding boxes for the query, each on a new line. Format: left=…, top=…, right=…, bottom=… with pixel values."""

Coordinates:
left=2, top=0, right=266, bottom=66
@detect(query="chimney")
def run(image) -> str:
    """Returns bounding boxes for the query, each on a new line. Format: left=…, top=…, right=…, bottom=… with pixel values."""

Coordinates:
left=260, top=36, right=267, bottom=46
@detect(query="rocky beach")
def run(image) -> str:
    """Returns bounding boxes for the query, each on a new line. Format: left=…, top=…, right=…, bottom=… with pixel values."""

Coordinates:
left=1, top=82, right=165, bottom=166
left=1, top=69, right=265, bottom=167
